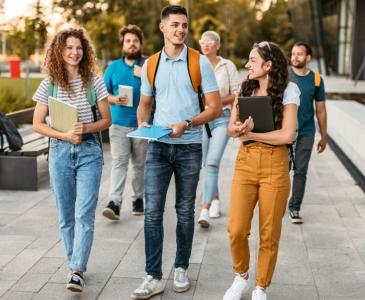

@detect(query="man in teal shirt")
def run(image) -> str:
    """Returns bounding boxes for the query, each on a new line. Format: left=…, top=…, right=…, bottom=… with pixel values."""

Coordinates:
left=102, top=25, right=147, bottom=221
left=288, top=41, right=327, bottom=224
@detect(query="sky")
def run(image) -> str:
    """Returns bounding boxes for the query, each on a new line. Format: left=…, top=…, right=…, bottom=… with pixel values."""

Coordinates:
left=3, top=0, right=52, bottom=22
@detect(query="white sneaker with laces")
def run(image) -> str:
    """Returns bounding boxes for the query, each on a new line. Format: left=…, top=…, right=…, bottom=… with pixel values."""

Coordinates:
left=252, top=287, right=267, bottom=300
left=198, top=208, right=210, bottom=228
left=173, top=267, right=190, bottom=292
left=223, top=274, right=249, bottom=300
left=209, top=199, right=220, bottom=218
left=130, top=275, right=164, bottom=299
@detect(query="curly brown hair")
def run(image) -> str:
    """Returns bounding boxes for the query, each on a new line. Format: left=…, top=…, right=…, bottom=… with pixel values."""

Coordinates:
left=43, top=28, right=97, bottom=96
left=240, top=42, right=289, bottom=129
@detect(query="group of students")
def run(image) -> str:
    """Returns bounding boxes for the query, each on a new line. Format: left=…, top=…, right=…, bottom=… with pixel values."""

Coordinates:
left=32, top=4, right=327, bottom=300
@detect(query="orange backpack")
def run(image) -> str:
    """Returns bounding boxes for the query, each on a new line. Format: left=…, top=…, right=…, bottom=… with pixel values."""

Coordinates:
left=146, top=47, right=211, bottom=137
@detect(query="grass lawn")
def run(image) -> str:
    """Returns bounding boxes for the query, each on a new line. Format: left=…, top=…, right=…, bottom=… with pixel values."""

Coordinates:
left=0, top=77, right=43, bottom=113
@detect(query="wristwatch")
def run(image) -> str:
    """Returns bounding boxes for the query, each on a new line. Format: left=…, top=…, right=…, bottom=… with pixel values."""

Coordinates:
left=185, top=119, right=193, bottom=130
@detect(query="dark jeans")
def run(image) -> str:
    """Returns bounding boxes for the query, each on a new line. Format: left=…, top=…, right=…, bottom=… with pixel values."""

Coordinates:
left=288, top=134, right=315, bottom=212
left=144, top=141, right=202, bottom=279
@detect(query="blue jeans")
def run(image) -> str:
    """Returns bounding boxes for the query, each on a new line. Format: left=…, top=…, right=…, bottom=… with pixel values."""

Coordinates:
left=144, top=142, right=202, bottom=279
left=202, top=109, right=230, bottom=205
left=49, top=135, right=103, bottom=272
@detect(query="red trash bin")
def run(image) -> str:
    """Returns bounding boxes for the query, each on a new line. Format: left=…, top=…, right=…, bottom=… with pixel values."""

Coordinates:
left=9, top=57, right=21, bottom=78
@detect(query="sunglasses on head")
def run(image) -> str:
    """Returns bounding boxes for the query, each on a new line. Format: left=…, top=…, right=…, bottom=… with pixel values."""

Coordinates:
left=199, top=40, right=216, bottom=46
left=257, top=41, right=272, bottom=53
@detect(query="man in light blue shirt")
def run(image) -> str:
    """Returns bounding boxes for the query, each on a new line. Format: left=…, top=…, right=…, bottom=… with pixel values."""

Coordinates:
left=131, top=5, right=221, bottom=300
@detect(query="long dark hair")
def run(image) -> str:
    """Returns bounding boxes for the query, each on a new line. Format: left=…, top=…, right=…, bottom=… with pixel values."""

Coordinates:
left=240, top=42, right=288, bottom=128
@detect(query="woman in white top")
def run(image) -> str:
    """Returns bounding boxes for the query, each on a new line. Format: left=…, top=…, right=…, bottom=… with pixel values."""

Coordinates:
left=32, top=28, right=111, bottom=293
left=223, top=42, right=300, bottom=300
left=197, top=31, right=241, bottom=228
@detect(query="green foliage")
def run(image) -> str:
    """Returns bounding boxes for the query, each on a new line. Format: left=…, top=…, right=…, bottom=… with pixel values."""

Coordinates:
left=0, top=78, right=42, bottom=114
left=50, top=0, right=294, bottom=67
left=85, top=12, right=126, bottom=62
left=260, top=0, right=294, bottom=54
left=6, top=1, right=48, bottom=59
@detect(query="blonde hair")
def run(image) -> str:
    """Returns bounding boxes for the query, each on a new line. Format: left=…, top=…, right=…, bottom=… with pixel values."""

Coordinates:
left=201, top=31, right=220, bottom=44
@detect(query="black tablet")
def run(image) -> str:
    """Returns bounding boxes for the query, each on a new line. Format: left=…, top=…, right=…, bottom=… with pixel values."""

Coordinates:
left=238, top=96, right=275, bottom=133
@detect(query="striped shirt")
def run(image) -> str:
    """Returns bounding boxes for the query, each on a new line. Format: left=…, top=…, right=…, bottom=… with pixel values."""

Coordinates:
left=32, top=75, right=109, bottom=123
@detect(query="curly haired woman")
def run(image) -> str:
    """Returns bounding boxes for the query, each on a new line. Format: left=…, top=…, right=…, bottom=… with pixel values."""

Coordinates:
left=32, top=28, right=111, bottom=292
left=223, top=42, right=300, bottom=300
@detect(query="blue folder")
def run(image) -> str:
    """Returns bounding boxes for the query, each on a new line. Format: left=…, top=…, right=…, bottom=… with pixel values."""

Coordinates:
left=126, top=126, right=173, bottom=141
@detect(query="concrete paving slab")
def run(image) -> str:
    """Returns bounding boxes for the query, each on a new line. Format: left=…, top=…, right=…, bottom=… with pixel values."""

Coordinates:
left=10, top=272, right=52, bottom=292
left=0, top=280, right=16, bottom=298
left=0, top=291, right=35, bottom=300
left=313, top=270, right=365, bottom=299
left=0, top=136, right=364, bottom=299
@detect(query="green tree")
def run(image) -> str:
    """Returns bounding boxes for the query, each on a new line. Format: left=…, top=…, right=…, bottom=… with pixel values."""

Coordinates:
left=259, top=0, right=294, bottom=53
left=85, top=12, right=126, bottom=64
left=7, top=0, right=48, bottom=59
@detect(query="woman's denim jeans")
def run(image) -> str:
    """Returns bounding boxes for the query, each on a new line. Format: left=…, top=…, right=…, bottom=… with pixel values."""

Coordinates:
left=202, top=108, right=230, bottom=205
left=144, top=142, right=202, bottom=279
left=49, top=135, right=103, bottom=272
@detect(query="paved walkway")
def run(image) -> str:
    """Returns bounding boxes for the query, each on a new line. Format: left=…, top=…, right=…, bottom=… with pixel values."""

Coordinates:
left=0, top=135, right=365, bottom=300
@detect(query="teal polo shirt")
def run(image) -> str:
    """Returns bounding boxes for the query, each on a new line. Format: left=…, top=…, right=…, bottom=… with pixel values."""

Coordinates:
left=104, top=57, right=143, bottom=128
left=141, top=45, right=219, bottom=144
left=289, top=69, right=325, bottom=136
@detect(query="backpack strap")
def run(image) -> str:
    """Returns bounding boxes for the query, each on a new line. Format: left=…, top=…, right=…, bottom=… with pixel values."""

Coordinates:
left=48, top=80, right=58, bottom=98
left=86, top=82, right=98, bottom=122
left=138, top=55, right=148, bottom=67
left=147, top=51, right=162, bottom=97
left=187, top=47, right=201, bottom=94
left=186, top=47, right=211, bottom=138
left=314, top=71, right=321, bottom=100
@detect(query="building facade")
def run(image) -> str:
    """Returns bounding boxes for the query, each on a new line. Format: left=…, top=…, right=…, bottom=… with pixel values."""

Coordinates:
left=288, top=0, right=365, bottom=80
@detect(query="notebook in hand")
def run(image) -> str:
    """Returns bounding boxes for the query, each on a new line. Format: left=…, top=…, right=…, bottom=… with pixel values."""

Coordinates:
left=126, top=126, right=173, bottom=141
left=48, top=96, right=78, bottom=133
left=238, top=96, right=275, bottom=133
left=118, top=85, right=133, bottom=107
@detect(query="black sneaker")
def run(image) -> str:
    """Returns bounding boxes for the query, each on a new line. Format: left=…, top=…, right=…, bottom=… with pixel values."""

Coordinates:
left=102, top=201, right=120, bottom=220
left=132, top=198, right=144, bottom=216
left=66, top=272, right=85, bottom=292
left=289, top=210, right=303, bottom=224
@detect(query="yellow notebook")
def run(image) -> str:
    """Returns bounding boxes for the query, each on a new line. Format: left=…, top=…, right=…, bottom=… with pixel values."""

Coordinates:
left=48, top=96, right=78, bottom=133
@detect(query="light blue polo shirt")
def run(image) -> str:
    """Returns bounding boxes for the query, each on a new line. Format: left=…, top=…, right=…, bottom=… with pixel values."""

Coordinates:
left=140, top=44, right=219, bottom=144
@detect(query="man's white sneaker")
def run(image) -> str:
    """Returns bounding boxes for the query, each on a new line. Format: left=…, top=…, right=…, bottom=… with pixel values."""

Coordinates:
left=223, top=275, right=249, bottom=300
left=209, top=199, right=220, bottom=218
left=130, top=275, right=164, bottom=299
left=198, top=208, right=210, bottom=228
left=252, top=287, right=267, bottom=300
left=173, top=267, right=190, bottom=292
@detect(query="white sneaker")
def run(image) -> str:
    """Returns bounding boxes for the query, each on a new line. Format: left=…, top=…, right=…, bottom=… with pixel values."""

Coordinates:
left=130, top=275, right=164, bottom=299
left=223, top=275, right=249, bottom=300
left=252, top=287, right=267, bottom=300
left=173, top=267, right=190, bottom=292
left=209, top=199, right=220, bottom=218
left=198, top=208, right=210, bottom=228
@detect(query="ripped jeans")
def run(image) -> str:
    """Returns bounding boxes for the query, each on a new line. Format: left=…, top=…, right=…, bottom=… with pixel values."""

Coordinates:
left=202, top=108, right=230, bottom=205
